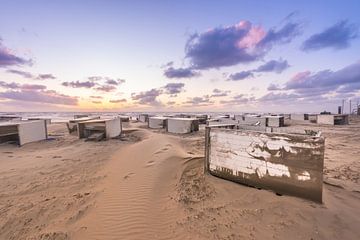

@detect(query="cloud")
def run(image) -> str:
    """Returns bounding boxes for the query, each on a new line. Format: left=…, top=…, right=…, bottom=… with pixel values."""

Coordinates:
left=20, top=84, right=47, bottom=90
left=258, top=92, right=298, bottom=102
left=92, top=101, right=102, bottom=104
left=267, top=83, right=282, bottom=91
left=284, top=61, right=360, bottom=92
left=36, top=74, right=56, bottom=80
left=163, top=83, right=185, bottom=94
left=184, top=19, right=301, bottom=70
left=0, top=81, right=21, bottom=89
left=105, top=78, right=126, bottom=85
left=62, top=76, right=123, bottom=92
left=164, top=67, right=200, bottom=78
left=0, top=80, right=46, bottom=90
left=262, top=61, right=360, bottom=104
left=62, top=80, right=95, bottom=88
left=7, top=69, right=57, bottom=80
left=211, top=88, right=231, bottom=97
left=109, top=98, right=127, bottom=103
left=255, top=59, right=290, bottom=73
left=0, top=39, right=33, bottom=67
left=95, top=85, right=117, bottom=92
left=90, top=95, right=103, bottom=99
left=183, top=95, right=214, bottom=106
left=131, top=88, right=163, bottom=105
left=228, top=70, right=253, bottom=81
left=88, top=76, right=103, bottom=81
left=0, top=89, right=78, bottom=105
left=257, top=22, right=302, bottom=48
left=6, top=69, right=33, bottom=78
left=220, top=94, right=254, bottom=105
left=228, top=58, right=290, bottom=81
left=302, top=20, right=358, bottom=51
left=167, top=101, right=176, bottom=105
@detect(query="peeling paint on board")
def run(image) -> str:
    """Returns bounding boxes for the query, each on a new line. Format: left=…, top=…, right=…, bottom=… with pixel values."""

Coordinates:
left=205, top=127, right=325, bottom=202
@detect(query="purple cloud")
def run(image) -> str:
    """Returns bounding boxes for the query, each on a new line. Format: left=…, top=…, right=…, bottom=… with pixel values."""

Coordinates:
left=95, top=85, right=117, bottom=92
left=88, top=76, right=103, bottom=81
left=302, top=20, right=358, bottom=51
left=255, top=59, right=290, bottom=73
left=36, top=74, right=56, bottom=80
left=267, top=83, right=282, bottom=91
left=0, top=39, right=33, bottom=67
left=109, top=98, right=127, bottom=103
left=259, top=92, right=298, bottom=102
left=105, top=78, right=126, bottom=85
left=211, top=88, right=231, bottom=97
left=131, top=88, right=163, bottom=105
left=62, top=80, right=96, bottom=88
left=258, top=22, right=302, bottom=48
left=220, top=94, right=254, bottom=105
left=285, top=61, right=360, bottom=91
left=90, top=95, right=103, bottom=99
left=228, top=70, right=253, bottom=81
left=0, top=80, right=46, bottom=90
left=163, top=83, right=185, bottom=94
left=184, top=20, right=301, bottom=70
left=0, top=89, right=78, bottom=105
left=6, top=69, right=33, bottom=78
left=0, top=81, right=21, bottom=89
left=184, top=95, right=213, bottom=106
left=164, top=67, right=200, bottom=78
left=6, top=69, right=56, bottom=80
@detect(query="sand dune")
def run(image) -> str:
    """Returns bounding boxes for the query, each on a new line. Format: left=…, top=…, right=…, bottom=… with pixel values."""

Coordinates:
left=0, top=119, right=360, bottom=239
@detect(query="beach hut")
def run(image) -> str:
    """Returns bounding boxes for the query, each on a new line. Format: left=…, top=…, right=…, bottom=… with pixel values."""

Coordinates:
left=193, top=114, right=208, bottom=124
left=118, top=115, right=130, bottom=122
left=238, top=115, right=267, bottom=127
left=308, top=114, right=318, bottom=123
left=148, top=117, right=167, bottom=129
left=139, top=114, right=150, bottom=123
left=67, top=116, right=101, bottom=133
left=0, top=115, right=22, bottom=122
left=265, top=115, right=284, bottom=127
left=317, top=114, right=349, bottom=125
left=204, top=126, right=325, bottom=202
left=74, top=114, right=89, bottom=119
left=27, top=118, right=52, bottom=125
left=291, top=114, right=309, bottom=121
left=0, top=120, right=47, bottom=146
left=77, top=118, right=122, bottom=141
left=166, top=118, right=199, bottom=134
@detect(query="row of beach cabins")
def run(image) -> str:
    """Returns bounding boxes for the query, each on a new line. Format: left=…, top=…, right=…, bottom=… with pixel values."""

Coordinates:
left=0, top=112, right=350, bottom=146
left=0, top=112, right=352, bottom=203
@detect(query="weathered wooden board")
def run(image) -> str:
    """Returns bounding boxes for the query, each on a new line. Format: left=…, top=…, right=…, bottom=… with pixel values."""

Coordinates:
left=205, top=127, right=325, bottom=202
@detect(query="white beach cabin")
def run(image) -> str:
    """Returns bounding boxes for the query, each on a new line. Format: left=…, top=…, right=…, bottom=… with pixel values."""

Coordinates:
left=317, top=114, right=349, bottom=125
left=67, top=116, right=100, bottom=133
left=166, top=118, right=199, bottom=134
left=0, top=120, right=47, bottom=146
left=77, top=118, right=122, bottom=141
left=148, top=117, right=168, bottom=129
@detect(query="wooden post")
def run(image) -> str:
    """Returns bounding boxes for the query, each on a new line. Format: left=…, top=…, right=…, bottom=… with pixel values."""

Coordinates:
left=204, top=126, right=211, bottom=173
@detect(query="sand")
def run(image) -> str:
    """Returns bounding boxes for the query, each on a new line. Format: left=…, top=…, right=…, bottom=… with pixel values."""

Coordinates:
left=0, top=118, right=359, bottom=240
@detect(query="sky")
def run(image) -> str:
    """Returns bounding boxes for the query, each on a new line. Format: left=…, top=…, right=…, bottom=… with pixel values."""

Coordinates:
left=0, top=0, right=360, bottom=113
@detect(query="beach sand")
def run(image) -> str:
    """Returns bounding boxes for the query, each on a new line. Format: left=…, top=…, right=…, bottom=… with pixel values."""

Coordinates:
left=0, top=119, right=359, bottom=240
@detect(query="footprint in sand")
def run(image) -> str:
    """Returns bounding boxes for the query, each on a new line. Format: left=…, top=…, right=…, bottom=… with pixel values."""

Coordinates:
left=145, top=160, right=155, bottom=167
left=123, top=172, right=135, bottom=179
left=154, top=146, right=172, bottom=154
